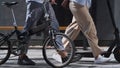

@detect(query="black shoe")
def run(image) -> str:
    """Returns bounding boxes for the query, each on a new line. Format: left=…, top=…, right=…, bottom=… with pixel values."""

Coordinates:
left=62, top=57, right=68, bottom=63
left=17, top=55, right=36, bottom=65
left=71, top=53, right=82, bottom=63
left=61, top=54, right=82, bottom=63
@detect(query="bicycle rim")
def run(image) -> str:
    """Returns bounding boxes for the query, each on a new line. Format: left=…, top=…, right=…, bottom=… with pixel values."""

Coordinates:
left=0, top=33, right=11, bottom=65
left=43, top=33, right=75, bottom=68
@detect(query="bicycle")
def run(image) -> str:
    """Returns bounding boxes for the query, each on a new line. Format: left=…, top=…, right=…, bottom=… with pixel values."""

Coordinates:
left=0, top=1, right=75, bottom=68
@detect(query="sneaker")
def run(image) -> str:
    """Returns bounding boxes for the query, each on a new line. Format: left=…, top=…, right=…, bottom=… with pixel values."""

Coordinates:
left=52, top=53, right=68, bottom=63
left=17, top=55, right=36, bottom=65
left=52, top=53, right=69, bottom=63
left=94, top=55, right=111, bottom=64
left=62, top=57, right=68, bottom=63
left=52, top=53, right=62, bottom=63
left=52, top=53, right=82, bottom=63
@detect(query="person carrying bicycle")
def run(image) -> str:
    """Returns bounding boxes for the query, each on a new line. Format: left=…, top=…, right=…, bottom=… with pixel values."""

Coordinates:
left=18, top=0, right=68, bottom=65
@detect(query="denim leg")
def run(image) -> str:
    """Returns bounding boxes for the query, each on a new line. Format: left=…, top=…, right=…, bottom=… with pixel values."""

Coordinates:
left=48, top=3, right=64, bottom=50
left=23, top=1, right=44, bottom=32
left=20, top=1, right=44, bottom=54
left=48, top=3, right=59, bottom=31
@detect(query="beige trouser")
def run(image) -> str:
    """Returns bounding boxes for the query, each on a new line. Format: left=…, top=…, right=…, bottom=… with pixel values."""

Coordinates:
left=62, top=2, right=102, bottom=57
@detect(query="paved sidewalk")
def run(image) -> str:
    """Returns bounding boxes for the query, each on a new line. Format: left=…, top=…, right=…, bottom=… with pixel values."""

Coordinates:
left=0, top=47, right=120, bottom=68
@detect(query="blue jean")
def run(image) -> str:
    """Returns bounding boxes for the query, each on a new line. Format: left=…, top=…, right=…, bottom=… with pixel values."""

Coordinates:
left=20, top=1, right=64, bottom=54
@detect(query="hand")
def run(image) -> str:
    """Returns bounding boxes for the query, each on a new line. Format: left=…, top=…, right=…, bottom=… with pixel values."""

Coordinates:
left=61, top=0, right=69, bottom=8
left=50, top=0, right=57, bottom=5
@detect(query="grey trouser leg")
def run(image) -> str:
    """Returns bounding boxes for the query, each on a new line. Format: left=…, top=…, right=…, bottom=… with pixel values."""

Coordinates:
left=21, top=1, right=45, bottom=54
left=48, top=3, right=65, bottom=50
left=24, top=1, right=44, bottom=32
left=21, top=1, right=65, bottom=54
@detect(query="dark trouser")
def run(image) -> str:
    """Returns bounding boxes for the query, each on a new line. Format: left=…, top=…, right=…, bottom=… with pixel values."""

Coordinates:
left=20, top=1, right=64, bottom=54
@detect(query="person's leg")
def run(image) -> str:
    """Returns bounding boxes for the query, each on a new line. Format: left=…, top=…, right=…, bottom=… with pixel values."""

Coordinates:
left=18, top=1, right=44, bottom=65
left=48, top=3, right=59, bottom=31
left=23, top=1, right=44, bottom=32
left=48, top=3, right=68, bottom=62
left=62, top=17, right=81, bottom=47
left=69, top=2, right=102, bottom=57
left=21, top=1, right=44, bottom=53
left=61, top=17, right=83, bottom=63
left=17, top=37, right=36, bottom=65
left=69, top=2, right=110, bottom=63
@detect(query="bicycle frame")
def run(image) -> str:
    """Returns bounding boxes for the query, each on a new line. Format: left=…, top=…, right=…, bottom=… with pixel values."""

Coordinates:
left=0, top=2, right=75, bottom=67
left=1, top=1, right=60, bottom=51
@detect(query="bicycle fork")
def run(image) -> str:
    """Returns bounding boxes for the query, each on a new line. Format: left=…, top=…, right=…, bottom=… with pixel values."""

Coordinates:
left=49, top=29, right=64, bottom=51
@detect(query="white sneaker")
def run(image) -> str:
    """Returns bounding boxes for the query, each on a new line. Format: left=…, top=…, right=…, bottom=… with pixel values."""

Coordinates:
left=52, top=53, right=62, bottom=63
left=94, top=55, right=111, bottom=64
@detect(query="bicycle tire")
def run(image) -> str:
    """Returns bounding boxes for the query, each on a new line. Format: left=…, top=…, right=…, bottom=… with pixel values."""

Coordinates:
left=113, top=46, right=120, bottom=63
left=0, top=33, right=11, bottom=65
left=42, top=33, right=75, bottom=68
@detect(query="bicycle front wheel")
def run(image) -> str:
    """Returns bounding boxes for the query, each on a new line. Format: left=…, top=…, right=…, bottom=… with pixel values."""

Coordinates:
left=0, top=33, right=11, bottom=65
left=43, top=33, right=75, bottom=68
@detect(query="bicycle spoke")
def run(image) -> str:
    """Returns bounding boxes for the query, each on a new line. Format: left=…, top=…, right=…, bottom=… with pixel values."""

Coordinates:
left=43, top=33, right=75, bottom=68
left=0, top=33, right=11, bottom=64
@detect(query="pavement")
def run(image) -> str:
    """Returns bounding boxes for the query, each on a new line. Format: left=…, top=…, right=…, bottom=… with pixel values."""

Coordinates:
left=0, top=47, right=120, bottom=68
